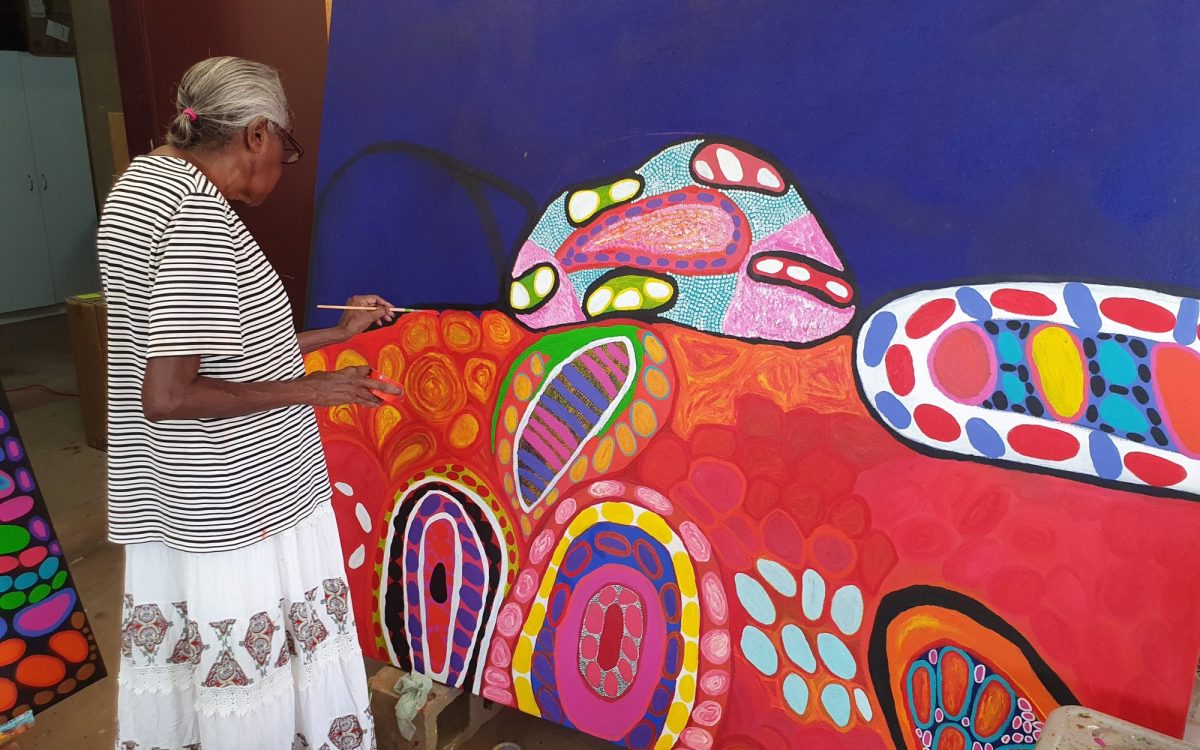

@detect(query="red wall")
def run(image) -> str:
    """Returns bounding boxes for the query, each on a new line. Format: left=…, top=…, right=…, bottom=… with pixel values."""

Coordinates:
left=108, top=0, right=328, bottom=318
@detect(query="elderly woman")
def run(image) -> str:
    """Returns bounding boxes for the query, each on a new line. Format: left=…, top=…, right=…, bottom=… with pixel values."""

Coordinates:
left=97, top=57, right=394, bottom=749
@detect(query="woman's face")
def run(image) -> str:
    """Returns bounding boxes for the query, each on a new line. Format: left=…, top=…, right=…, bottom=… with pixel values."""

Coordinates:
left=236, top=119, right=286, bottom=206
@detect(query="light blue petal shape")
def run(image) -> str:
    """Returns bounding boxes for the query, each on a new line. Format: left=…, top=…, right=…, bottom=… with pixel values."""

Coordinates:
left=740, top=625, right=778, bottom=676
left=781, top=624, right=817, bottom=673
left=783, top=673, right=810, bottom=716
left=735, top=573, right=777, bottom=625
left=756, top=559, right=797, bottom=597
left=821, top=683, right=852, bottom=727
left=830, top=585, right=864, bottom=636
left=816, top=632, right=857, bottom=680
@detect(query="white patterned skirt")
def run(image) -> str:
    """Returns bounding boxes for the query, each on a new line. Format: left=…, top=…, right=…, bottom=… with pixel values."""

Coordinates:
left=116, top=503, right=375, bottom=750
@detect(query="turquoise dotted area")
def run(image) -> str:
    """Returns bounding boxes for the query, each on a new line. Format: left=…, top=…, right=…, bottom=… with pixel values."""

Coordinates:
left=981, top=322, right=1169, bottom=452
left=724, top=186, right=809, bottom=242
left=659, top=274, right=738, bottom=332
left=527, top=193, right=573, bottom=253
left=636, top=140, right=701, bottom=197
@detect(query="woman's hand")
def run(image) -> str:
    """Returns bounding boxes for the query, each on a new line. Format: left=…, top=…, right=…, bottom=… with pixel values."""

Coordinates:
left=304, top=365, right=402, bottom=407
left=336, top=294, right=396, bottom=339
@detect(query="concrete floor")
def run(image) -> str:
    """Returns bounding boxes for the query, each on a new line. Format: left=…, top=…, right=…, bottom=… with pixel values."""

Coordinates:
left=0, top=312, right=609, bottom=750
left=2, top=312, right=1197, bottom=749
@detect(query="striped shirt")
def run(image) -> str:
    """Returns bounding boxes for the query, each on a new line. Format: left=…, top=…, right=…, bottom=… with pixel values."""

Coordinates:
left=97, top=155, right=329, bottom=553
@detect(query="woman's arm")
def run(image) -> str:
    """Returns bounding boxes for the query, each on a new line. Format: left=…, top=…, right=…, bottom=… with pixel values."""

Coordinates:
left=298, top=294, right=397, bottom=354
left=297, top=326, right=350, bottom=355
left=141, top=356, right=398, bottom=422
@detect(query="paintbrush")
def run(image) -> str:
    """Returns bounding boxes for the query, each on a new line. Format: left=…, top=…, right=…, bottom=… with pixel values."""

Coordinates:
left=317, top=304, right=423, bottom=312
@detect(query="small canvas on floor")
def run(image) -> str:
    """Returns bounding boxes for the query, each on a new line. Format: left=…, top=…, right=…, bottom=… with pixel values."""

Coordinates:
left=0, top=381, right=106, bottom=724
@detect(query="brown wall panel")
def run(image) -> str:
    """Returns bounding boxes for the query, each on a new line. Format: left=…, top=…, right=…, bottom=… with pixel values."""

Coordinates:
left=107, top=0, right=328, bottom=317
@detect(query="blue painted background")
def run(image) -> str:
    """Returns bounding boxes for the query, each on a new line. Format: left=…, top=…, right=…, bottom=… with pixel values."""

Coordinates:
left=308, top=1, right=1200, bottom=328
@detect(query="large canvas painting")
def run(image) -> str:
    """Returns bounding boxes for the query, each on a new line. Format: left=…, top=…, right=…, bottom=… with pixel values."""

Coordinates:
left=0, top=382, right=105, bottom=728
left=306, top=4, right=1200, bottom=749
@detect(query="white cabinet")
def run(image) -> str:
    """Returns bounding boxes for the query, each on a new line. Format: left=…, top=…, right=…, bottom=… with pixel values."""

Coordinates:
left=0, top=51, right=98, bottom=315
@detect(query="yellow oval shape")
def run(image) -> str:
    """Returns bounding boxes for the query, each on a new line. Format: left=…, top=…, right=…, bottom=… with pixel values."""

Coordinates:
left=644, top=333, right=667, bottom=363
left=329, top=404, right=358, bottom=427
left=503, top=405, right=520, bottom=434
left=335, top=349, right=369, bottom=370
left=592, top=436, right=615, bottom=473
left=303, top=351, right=327, bottom=374
left=374, top=405, right=403, bottom=444
left=514, top=373, right=533, bottom=401
left=377, top=344, right=405, bottom=381
left=615, top=423, right=637, bottom=455
left=568, top=455, right=588, bottom=483
left=644, top=367, right=670, bottom=399
left=449, top=413, right=479, bottom=449
left=1030, top=325, right=1085, bottom=420
left=631, top=400, right=658, bottom=437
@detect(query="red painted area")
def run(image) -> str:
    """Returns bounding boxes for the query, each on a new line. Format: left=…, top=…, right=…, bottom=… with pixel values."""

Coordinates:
left=421, top=518, right=456, bottom=675
left=990, top=289, right=1057, bottom=316
left=885, top=345, right=916, bottom=396
left=751, top=254, right=855, bottom=305
left=937, top=726, right=968, bottom=750
left=809, top=527, right=857, bottom=577
left=1151, top=345, right=1200, bottom=458
left=691, top=142, right=787, bottom=194
left=930, top=324, right=996, bottom=404
left=312, top=315, right=1200, bottom=745
left=905, top=298, right=956, bottom=339
left=911, top=665, right=933, bottom=724
left=914, top=404, right=961, bottom=442
left=1007, top=424, right=1080, bottom=461
left=1123, top=452, right=1187, bottom=488
left=597, top=601, right=625, bottom=670
left=1099, top=297, right=1176, bottom=333
left=17, top=545, right=46, bottom=568
left=557, top=187, right=750, bottom=274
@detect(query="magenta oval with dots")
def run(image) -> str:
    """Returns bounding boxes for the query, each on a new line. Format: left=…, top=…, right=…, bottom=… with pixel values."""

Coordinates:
left=29, top=516, right=51, bottom=541
left=15, top=468, right=34, bottom=493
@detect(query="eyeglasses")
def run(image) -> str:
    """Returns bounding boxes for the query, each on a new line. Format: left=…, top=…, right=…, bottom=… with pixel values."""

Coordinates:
left=279, top=128, right=304, bottom=164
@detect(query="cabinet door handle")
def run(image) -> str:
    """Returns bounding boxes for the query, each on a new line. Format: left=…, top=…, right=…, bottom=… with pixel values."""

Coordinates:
left=40, top=174, right=47, bottom=191
left=26, top=174, right=34, bottom=191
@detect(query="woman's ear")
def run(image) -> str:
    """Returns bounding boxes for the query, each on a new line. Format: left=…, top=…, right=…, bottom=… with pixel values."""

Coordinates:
left=244, top=117, right=270, bottom=155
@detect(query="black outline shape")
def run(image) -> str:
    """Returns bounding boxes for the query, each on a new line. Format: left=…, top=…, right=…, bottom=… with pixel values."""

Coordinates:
left=580, top=267, right=680, bottom=322
left=508, top=262, right=561, bottom=316
left=307, top=142, right=540, bottom=324
left=382, top=479, right=505, bottom=688
left=310, top=134, right=862, bottom=350
left=564, top=173, right=646, bottom=228
left=867, top=585, right=1077, bottom=750
left=520, top=133, right=861, bottom=350
left=852, top=276, right=1200, bottom=504
left=688, top=139, right=792, bottom=197
left=746, top=249, right=857, bottom=309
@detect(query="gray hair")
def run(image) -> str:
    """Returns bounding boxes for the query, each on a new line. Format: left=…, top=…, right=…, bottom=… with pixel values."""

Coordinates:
left=166, top=56, right=290, bottom=149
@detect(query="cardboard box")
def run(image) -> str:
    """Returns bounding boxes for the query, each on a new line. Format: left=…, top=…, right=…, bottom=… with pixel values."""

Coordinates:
left=66, top=293, right=107, bottom=451
left=18, top=0, right=75, bottom=57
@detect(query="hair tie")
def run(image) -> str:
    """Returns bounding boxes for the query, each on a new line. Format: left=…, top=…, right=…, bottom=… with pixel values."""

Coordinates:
left=182, top=108, right=197, bottom=122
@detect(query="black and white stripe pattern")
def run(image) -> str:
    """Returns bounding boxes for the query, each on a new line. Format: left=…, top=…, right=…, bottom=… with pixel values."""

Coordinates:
left=98, top=155, right=329, bottom=552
